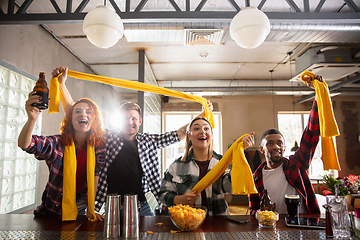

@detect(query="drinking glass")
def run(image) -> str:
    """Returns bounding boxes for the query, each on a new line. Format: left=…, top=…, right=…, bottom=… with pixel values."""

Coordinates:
left=285, top=194, right=300, bottom=218
left=326, top=195, right=351, bottom=238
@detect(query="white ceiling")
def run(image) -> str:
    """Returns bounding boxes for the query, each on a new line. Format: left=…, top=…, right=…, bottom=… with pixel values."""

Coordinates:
left=2, top=0, right=360, bottom=100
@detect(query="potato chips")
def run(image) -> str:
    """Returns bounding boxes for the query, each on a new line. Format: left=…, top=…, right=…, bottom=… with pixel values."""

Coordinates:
left=168, top=204, right=206, bottom=231
left=255, top=210, right=279, bottom=227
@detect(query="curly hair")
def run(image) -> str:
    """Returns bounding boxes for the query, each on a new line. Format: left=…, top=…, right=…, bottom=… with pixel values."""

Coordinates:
left=60, top=98, right=105, bottom=147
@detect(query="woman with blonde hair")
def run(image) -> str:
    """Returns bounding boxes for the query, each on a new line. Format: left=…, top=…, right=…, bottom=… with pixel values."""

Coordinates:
left=159, top=117, right=254, bottom=215
left=18, top=91, right=105, bottom=221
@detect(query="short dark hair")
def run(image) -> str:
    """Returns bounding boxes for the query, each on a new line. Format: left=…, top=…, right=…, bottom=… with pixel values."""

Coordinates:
left=260, top=128, right=285, bottom=146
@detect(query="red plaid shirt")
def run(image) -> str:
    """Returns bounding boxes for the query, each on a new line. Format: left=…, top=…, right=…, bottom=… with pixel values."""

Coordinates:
left=24, top=135, right=106, bottom=215
left=249, top=100, right=320, bottom=215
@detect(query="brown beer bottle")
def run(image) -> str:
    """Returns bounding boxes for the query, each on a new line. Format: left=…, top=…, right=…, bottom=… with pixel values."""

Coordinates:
left=31, top=72, right=49, bottom=110
left=260, top=189, right=273, bottom=211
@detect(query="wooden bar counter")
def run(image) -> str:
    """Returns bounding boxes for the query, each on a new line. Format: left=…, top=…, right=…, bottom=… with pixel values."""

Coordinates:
left=0, top=213, right=354, bottom=239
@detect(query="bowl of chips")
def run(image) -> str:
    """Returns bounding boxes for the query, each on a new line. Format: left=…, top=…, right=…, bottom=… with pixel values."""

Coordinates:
left=255, top=210, right=279, bottom=228
left=168, top=204, right=207, bottom=231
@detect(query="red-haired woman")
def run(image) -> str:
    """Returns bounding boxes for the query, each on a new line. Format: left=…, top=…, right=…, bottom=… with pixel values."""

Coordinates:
left=18, top=92, right=106, bottom=221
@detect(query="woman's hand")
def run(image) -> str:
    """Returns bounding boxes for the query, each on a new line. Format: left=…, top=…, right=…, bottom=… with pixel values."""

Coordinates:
left=242, top=132, right=255, bottom=149
left=199, top=100, right=214, bottom=118
left=86, top=211, right=105, bottom=221
left=25, top=91, right=42, bottom=120
left=52, top=66, right=68, bottom=84
left=174, top=191, right=197, bottom=206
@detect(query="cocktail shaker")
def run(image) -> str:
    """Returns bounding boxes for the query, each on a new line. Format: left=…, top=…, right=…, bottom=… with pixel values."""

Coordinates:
left=104, top=194, right=121, bottom=238
left=123, top=194, right=139, bottom=238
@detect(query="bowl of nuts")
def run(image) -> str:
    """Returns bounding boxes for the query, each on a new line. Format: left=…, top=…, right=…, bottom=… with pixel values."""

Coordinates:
left=255, top=210, right=279, bottom=228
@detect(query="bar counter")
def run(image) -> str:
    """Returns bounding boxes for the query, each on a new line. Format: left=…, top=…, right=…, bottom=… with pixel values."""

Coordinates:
left=0, top=213, right=354, bottom=239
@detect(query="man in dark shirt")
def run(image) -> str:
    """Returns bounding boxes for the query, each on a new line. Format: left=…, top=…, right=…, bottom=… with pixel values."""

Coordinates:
left=52, top=65, right=213, bottom=217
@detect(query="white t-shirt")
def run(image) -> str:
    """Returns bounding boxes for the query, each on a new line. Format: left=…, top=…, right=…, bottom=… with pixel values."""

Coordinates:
left=262, top=164, right=306, bottom=214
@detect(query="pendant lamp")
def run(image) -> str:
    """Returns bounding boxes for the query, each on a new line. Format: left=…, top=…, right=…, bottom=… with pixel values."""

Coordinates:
left=83, top=5, right=124, bottom=48
left=230, top=7, right=270, bottom=49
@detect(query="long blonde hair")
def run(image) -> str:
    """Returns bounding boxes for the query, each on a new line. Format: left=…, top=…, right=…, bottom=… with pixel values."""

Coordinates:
left=181, top=118, right=213, bottom=162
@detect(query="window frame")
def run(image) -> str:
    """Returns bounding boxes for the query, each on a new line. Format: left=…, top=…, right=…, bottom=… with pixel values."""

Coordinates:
left=277, top=110, right=337, bottom=180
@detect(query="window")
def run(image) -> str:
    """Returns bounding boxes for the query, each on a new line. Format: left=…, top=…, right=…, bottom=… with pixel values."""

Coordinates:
left=278, top=111, right=335, bottom=179
left=0, top=63, right=40, bottom=213
left=162, top=112, right=222, bottom=174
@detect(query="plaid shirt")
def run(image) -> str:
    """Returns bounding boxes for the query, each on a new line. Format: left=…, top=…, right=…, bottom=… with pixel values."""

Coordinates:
left=249, top=100, right=320, bottom=215
left=159, top=150, right=231, bottom=215
left=24, top=135, right=106, bottom=215
left=95, top=129, right=179, bottom=211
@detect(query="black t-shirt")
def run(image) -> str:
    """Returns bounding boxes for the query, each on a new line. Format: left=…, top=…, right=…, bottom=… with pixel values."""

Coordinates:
left=106, top=139, right=146, bottom=203
left=195, top=160, right=210, bottom=208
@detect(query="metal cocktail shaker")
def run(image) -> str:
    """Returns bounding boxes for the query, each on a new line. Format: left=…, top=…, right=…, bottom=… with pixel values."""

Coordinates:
left=104, top=194, right=121, bottom=238
left=123, top=194, right=139, bottom=238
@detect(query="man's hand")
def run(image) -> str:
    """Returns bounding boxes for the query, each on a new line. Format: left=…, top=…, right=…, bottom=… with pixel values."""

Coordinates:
left=303, top=74, right=323, bottom=89
left=52, top=66, right=68, bottom=84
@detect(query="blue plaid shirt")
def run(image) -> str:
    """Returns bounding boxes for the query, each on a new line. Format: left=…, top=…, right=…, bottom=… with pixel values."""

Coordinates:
left=95, top=129, right=179, bottom=211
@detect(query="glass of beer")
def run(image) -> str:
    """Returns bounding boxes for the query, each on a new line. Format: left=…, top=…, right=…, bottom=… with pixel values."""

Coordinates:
left=285, top=194, right=300, bottom=218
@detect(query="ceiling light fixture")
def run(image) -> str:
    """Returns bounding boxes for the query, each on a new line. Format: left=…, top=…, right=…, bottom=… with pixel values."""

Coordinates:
left=83, top=2, right=124, bottom=48
left=229, top=7, right=270, bottom=49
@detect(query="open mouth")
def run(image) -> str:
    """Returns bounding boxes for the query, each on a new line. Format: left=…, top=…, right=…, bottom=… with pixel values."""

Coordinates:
left=271, top=150, right=281, bottom=157
left=78, top=120, right=88, bottom=125
left=198, top=136, right=207, bottom=141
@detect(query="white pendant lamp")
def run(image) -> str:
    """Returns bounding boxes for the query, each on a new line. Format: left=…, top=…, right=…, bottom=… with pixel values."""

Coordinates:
left=230, top=7, right=270, bottom=49
left=83, top=5, right=124, bottom=48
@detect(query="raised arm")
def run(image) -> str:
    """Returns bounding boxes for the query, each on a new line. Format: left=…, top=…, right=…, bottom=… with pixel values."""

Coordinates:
left=176, top=100, right=213, bottom=141
left=290, top=75, right=323, bottom=169
left=18, top=92, right=42, bottom=149
left=52, top=67, right=74, bottom=113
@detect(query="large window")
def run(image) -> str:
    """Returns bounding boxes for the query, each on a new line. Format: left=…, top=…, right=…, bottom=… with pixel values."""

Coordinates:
left=0, top=64, right=40, bottom=213
left=278, top=111, right=335, bottom=179
left=162, top=112, right=222, bottom=174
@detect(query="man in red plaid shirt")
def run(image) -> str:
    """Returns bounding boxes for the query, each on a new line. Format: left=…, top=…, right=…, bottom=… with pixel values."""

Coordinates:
left=249, top=76, right=323, bottom=215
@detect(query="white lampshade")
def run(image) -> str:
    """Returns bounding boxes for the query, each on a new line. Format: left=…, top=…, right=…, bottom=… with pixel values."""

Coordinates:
left=83, top=5, right=124, bottom=48
left=230, top=7, right=270, bottom=49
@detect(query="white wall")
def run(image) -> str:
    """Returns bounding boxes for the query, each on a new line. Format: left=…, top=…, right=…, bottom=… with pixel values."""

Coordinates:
left=0, top=24, right=119, bottom=211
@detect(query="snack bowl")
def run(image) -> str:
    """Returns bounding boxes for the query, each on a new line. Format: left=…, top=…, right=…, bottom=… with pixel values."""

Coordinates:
left=168, top=205, right=207, bottom=231
left=255, top=210, right=279, bottom=228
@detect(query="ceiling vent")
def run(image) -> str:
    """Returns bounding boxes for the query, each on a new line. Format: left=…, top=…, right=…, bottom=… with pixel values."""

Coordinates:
left=291, top=46, right=360, bottom=82
left=184, top=29, right=226, bottom=46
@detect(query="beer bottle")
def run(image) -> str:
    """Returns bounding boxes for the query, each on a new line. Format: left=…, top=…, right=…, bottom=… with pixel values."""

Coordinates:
left=31, top=72, right=49, bottom=110
left=260, top=189, right=273, bottom=211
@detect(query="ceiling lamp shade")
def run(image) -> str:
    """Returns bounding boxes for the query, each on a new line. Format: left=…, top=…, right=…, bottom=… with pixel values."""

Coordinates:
left=83, top=5, right=124, bottom=48
left=230, top=7, right=270, bottom=49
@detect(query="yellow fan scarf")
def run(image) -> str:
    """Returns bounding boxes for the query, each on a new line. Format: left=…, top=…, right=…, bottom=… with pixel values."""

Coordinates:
left=300, top=71, right=340, bottom=170
left=49, top=70, right=214, bottom=128
left=192, top=134, right=258, bottom=195
left=62, top=141, right=96, bottom=221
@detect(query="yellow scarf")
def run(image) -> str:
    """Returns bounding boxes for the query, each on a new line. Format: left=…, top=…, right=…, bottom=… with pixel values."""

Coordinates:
left=191, top=134, right=258, bottom=195
left=49, top=70, right=214, bottom=128
left=300, top=71, right=340, bottom=170
left=62, top=141, right=96, bottom=221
